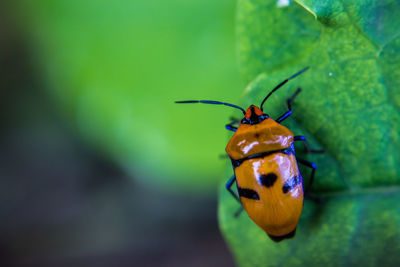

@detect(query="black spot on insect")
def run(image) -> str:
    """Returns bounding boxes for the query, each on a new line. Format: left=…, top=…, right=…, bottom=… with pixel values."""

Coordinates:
left=282, top=184, right=291, bottom=194
left=238, top=187, right=260, bottom=200
left=259, top=173, right=277, bottom=187
left=282, top=176, right=301, bottom=194
left=255, top=133, right=260, bottom=138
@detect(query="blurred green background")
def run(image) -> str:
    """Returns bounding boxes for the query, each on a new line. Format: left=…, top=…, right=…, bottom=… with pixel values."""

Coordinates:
left=1, top=0, right=243, bottom=265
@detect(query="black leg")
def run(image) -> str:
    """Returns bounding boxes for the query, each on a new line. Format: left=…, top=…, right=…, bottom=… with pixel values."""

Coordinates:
left=225, top=175, right=241, bottom=204
left=234, top=206, right=244, bottom=217
left=276, top=88, right=302, bottom=123
left=229, top=116, right=241, bottom=123
left=297, top=158, right=316, bottom=196
left=219, top=154, right=229, bottom=159
left=294, top=136, right=325, bottom=153
left=225, top=124, right=237, bottom=132
left=226, top=175, right=246, bottom=217
left=225, top=117, right=241, bottom=132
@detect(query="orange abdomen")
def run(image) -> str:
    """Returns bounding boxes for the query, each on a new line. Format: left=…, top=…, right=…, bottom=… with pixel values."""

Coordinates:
left=234, top=152, right=303, bottom=236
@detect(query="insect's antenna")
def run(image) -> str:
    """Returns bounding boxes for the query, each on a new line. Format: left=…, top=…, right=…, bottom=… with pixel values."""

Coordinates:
left=260, top=67, right=309, bottom=111
left=175, top=100, right=246, bottom=114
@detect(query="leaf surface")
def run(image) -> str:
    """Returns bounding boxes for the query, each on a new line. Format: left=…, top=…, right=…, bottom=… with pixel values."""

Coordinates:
left=219, top=0, right=400, bottom=265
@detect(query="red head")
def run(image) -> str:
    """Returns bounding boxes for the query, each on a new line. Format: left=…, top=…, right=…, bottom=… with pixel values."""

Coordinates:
left=241, top=105, right=269, bottom=125
left=245, top=105, right=263, bottom=118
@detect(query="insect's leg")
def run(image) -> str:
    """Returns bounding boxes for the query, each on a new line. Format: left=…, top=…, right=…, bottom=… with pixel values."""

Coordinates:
left=226, top=175, right=246, bottom=217
left=297, top=158, right=316, bottom=196
left=294, top=136, right=325, bottom=154
left=225, top=175, right=241, bottom=204
left=234, top=206, right=244, bottom=217
left=276, top=88, right=302, bottom=123
left=225, top=123, right=237, bottom=132
left=219, top=154, right=230, bottom=159
left=229, top=116, right=241, bottom=124
left=225, top=116, right=241, bottom=132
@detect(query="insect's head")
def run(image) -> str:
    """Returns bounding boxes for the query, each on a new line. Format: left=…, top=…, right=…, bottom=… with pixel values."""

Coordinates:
left=241, top=105, right=269, bottom=125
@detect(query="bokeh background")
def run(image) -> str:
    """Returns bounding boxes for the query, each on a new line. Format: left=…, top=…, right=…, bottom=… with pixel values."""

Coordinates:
left=1, top=0, right=245, bottom=266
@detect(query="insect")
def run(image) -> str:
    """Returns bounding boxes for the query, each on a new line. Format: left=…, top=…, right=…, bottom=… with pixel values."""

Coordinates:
left=176, top=67, right=323, bottom=242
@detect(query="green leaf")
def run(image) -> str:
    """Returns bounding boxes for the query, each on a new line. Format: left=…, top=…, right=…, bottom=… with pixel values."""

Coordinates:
left=219, top=0, right=400, bottom=265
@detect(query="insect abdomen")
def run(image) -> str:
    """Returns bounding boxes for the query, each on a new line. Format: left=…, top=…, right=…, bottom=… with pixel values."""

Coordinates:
left=234, top=152, right=303, bottom=237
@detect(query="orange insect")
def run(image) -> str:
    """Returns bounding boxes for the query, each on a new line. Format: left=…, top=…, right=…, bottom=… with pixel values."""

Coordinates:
left=176, top=67, right=323, bottom=241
